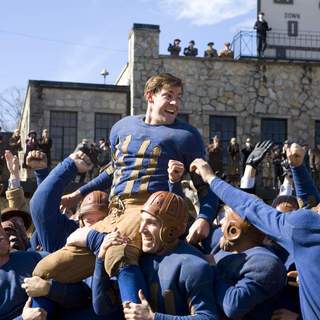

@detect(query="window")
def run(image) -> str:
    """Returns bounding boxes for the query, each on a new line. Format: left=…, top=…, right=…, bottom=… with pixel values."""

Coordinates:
left=50, top=111, right=77, bottom=161
left=209, top=116, right=237, bottom=164
left=315, top=121, right=320, bottom=146
left=95, top=113, right=122, bottom=142
left=261, top=118, right=287, bottom=145
left=177, top=114, right=189, bottom=123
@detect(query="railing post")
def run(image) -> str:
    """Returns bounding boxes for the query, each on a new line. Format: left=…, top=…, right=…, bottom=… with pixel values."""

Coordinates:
left=239, top=31, right=242, bottom=58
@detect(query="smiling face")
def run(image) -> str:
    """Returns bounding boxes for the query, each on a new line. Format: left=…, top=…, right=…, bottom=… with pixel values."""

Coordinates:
left=145, top=86, right=182, bottom=125
left=1, top=220, right=27, bottom=251
left=139, top=211, right=162, bottom=254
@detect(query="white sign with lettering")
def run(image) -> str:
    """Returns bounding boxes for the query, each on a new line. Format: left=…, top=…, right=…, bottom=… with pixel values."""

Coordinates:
left=257, top=0, right=320, bottom=59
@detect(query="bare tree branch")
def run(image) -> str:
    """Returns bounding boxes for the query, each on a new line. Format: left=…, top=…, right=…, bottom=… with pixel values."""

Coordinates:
left=0, top=87, right=25, bottom=131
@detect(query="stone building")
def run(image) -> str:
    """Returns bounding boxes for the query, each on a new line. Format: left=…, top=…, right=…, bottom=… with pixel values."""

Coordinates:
left=20, top=23, right=320, bottom=178
left=19, top=81, right=129, bottom=179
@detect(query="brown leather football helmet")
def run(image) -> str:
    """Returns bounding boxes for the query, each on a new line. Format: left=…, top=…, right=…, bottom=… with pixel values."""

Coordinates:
left=78, top=191, right=109, bottom=219
left=142, top=191, right=188, bottom=244
left=220, top=206, right=265, bottom=252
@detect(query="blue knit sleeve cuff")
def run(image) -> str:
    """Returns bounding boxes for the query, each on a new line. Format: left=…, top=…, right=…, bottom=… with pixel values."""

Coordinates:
left=86, top=229, right=106, bottom=256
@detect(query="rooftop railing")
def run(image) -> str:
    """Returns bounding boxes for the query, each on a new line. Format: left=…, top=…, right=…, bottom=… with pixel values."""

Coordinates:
left=232, top=29, right=320, bottom=62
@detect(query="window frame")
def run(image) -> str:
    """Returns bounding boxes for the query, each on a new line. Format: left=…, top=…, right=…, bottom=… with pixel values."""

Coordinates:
left=50, top=111, right=78, bottom=161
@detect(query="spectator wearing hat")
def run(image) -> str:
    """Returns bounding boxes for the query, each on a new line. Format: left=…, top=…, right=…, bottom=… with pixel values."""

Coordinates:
left=227, top=137, right=240, bottom=186
left=204, top=42, right=218, bottom=58
left=1, top=207, right=31, bottom=251
left=23, top=130, right=39, bottom=168
left=38, top=128, right=52, bottom=168
left=8, top=128, right=22, bottom=156
left=207, top=136, right=223, bottom=175
left=254, top=12, right=272, bottom=57
left=168, top=38, right=181, bottom=56
left=219, top=42, right=234, bottom=58
left=184, top=40, right=198, bottom=57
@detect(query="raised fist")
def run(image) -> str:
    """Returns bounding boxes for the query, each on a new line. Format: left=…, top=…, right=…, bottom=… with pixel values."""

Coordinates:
left=26, top=150, right=47, bottom=170
left=69, top=151, right=93, bottom=173
left=168, top=160, right=185, bottom=183
left=286, top=143, right=305, bottom=168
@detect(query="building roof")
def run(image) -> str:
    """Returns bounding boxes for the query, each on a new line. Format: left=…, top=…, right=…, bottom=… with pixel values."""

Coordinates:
left=28, top=80, right=129, bottom=93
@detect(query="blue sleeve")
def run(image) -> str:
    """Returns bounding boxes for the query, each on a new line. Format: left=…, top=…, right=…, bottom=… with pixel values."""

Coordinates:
left=201, top=225, right=222, bottom=254
left=79, top=171, right=112, bottom=196
left=214, top=254, right=287, bottom=319
left=168, top=181, right=184, bottom=197
left=92, top=258, right=119, bottom=316
left=291, top=164, right=320, bottom=208
left=209, top=178, right=293, bottom=250
left=47, top=280, right=91, bottom=308
left=154, top=263, right=219, bottom=320
left=197, top=188, right=219, bottom=223
left=34, top=168, right=50, bottom=187
left=29, top=232, right=40, bottom=251
left=30, top=157, right=78, bottom=252
left=86, top=229, right=106, bottom=256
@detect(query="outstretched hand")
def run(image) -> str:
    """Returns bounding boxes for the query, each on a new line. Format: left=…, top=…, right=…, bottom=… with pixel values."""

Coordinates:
left=5, top=150, right=20, bottom=178
left=246, top=140, right=273, bottom=169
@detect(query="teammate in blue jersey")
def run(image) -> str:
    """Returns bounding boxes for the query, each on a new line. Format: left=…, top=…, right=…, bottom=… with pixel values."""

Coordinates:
left=190, top=143, right=320, bottom=320
left=67, top=191, right=219, bottom=320
left=33, top=73, right=218, bottom=306
left=207, top=207, right=286, bottom=319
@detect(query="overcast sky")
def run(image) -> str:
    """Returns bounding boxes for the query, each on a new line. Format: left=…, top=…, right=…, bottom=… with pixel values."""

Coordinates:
left=0, top=0, right=256, bottom=95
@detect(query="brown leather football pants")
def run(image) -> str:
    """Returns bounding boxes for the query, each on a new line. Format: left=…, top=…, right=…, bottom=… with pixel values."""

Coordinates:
left=33, top=195, right=148, bottom=283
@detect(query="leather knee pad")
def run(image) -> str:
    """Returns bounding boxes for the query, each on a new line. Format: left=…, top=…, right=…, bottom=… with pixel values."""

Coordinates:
left=104, top=243, right=141, bottom=277
left=33, top=246, right=96, bottom=283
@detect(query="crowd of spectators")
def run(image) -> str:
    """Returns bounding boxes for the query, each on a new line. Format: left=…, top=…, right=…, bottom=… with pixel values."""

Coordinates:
left=167, top=12, right=272, bottom=59
left=168, top=39, right=234, bottom=58
left=0, top=73, right=319, bottom=320
left=207, top=136, right=320, bottom=193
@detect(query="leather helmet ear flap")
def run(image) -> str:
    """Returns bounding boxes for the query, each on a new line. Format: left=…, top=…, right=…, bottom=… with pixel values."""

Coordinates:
left=160, top=225, right=178, bottom=243
left=225, top=221, right=242, bottom=242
